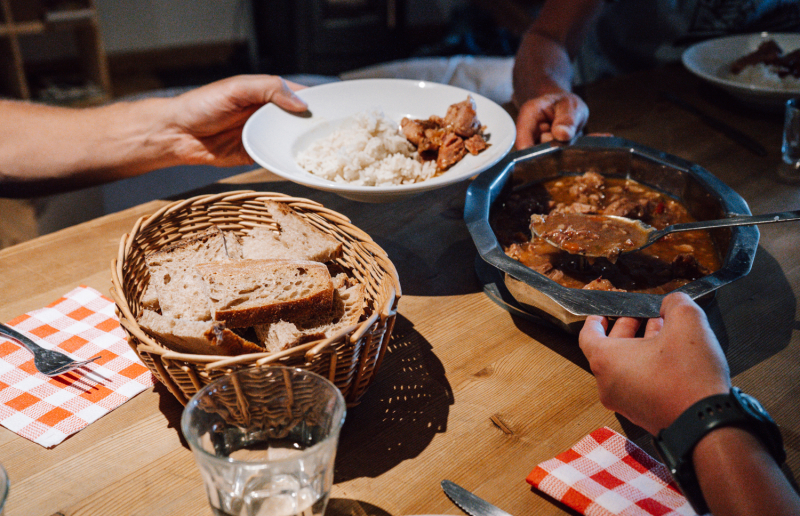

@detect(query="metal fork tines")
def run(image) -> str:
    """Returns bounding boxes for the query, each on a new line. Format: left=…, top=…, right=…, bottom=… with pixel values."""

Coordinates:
left=0, top=322, right=101, bottom=377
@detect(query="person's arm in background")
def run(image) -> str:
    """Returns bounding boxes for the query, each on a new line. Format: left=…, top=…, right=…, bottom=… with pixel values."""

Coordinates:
left=579, top=293, right=800, bottom=516
left=0, top=75, right=307, bottom=197
left=512, top=0, right=604, bottom=148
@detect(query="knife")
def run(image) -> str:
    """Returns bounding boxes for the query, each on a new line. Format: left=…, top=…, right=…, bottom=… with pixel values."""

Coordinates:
left=441, top=480, right=514, bottom=516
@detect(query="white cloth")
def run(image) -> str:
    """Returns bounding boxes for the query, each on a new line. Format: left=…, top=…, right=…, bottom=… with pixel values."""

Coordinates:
left=339, top=55, right=514, bottom=105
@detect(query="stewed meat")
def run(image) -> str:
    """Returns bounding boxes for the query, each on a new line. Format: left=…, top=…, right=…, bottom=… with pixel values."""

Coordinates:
left=437, top=132, right=467, bottom=170
left=400, top=96, right=489, bottom=171
left=465, top=134, right=488, bottom=155
left=492, top=172, right=721, bottom=293
left=443, top=97, right=481, bottom=137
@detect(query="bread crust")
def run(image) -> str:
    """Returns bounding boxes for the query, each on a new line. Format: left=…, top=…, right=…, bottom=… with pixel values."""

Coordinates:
left=241, top=201, right=343, bottom=262
left=196, top=259, right=334, bottom=328
left=137, top=309, right=263, bottom=356
left=253, top=281, right=366, bottom=352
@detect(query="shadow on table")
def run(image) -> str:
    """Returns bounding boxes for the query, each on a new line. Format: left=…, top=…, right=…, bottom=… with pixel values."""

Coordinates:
left=705, top=245, right=796, bottom=377
left=326, top=498, right=395, bottom=516
left=155, top=381, right=189, bottom=448
left=334, top=313, right=454, bottom=483
left=153, top=314, right=454, bottom=467
left=179, top=178, right=483, bottom=298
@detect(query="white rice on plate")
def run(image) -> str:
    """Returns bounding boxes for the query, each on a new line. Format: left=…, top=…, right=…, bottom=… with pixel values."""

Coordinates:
left=296, top=110, right=437, bottom=186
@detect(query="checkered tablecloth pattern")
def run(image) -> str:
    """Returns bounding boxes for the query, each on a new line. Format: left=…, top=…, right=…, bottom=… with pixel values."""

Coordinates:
left=527, top=427, right=699, bottom=516
left=0, top=286, right=156, bottom=447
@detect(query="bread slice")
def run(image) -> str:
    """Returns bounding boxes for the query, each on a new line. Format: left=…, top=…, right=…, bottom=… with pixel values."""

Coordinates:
left=241, top=201, right=342, bottom=262
left=196, top=259, right=334, bottom=328
left=254, top=282, right=366, bottom=353
left=140, top=282, right=160, bottom=311
left=137, top=309, right=264, bottom=356
left=145, top=226, right=237, bottom=321
left=223, top=230, right=244, bottom=259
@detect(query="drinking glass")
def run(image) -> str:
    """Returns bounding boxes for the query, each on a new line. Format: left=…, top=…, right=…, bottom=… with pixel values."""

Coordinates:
left=0, top=463, right=8, bottom=515
left=779, top=97, right=800, bottom=182
left=181, top=367, right=346, bottom=516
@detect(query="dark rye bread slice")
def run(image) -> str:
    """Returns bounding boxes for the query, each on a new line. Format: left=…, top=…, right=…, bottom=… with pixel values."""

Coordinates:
left=241, top=201, right=343, bottom=262
left=195, top=259, right=334, bottom=328
left=144, top=226, right=239, bottom=321
left=137, top=310, right=263, bottom=356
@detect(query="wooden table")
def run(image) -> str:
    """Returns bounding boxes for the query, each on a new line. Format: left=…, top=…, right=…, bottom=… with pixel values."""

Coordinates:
left=1, top=65, right=798, bottom=516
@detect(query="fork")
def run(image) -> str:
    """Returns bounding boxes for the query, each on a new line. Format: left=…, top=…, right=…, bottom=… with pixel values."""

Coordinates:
left=0, top=323, right=100, bottom=377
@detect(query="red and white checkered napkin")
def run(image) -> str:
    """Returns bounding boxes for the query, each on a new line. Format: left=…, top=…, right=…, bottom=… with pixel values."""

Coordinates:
left=0, top=286, right=156, bottom=448
left=526, top=427, right=698, bottom=516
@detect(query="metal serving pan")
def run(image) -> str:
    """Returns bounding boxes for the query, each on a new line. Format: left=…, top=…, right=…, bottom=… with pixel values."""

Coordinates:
left=464, top=136, right=759, bottom=333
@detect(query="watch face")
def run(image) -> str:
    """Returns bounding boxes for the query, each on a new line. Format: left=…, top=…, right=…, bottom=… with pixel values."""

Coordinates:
left=734, top=389, right=774, bottom=423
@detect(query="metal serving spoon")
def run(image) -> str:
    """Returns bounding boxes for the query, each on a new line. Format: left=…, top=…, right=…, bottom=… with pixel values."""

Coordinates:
left=531, top=210, right=800, bottom=260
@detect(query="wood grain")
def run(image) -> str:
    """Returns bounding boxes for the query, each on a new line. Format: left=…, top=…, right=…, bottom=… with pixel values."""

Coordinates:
left=0, top=65, right=797, bottom=516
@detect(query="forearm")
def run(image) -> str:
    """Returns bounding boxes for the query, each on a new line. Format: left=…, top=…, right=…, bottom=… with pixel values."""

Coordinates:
left=0, top=99, right=183, bottom=196
left=693, top=427, right=800, bottom=516
left=512, top=0, right=605, bottom=104
left=512, top=30, right=574, bottom=103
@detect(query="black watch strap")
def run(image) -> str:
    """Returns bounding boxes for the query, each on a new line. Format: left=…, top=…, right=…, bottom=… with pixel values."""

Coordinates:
left=653, top=388, right=785, bottom=514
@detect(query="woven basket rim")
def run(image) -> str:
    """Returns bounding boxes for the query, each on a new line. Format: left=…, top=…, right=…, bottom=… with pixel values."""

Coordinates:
left=111, top=190, right=400, bottom=368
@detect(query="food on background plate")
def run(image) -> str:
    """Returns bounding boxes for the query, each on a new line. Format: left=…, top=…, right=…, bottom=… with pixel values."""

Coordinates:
left=492, top=172, right=721, bottom=294
left=728, top=39, right=800, bottom=89
left=137, top=201, right=365, bottom=356
left=295, top=97, right=489, bottom=186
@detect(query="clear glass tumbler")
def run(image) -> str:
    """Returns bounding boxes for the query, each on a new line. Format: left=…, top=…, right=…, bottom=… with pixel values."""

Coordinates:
left=0, top=463, right=8, bottom=515
left=780, top=97, right=800, bottom=182
left=181, top=367, right=346, bottom=516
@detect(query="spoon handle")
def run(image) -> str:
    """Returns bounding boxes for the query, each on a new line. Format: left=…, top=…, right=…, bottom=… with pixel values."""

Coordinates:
left=652, top=210, right=800, bottom=240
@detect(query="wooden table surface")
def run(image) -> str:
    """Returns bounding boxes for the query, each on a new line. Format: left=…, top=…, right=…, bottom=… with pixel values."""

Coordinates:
left=1, top=65, right=798, bottom=516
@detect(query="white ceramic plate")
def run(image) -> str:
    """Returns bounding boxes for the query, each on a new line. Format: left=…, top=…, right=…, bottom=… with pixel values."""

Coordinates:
left=682, top=32, right=800, bottom=111
left=242, top=79, right=516, bottom=203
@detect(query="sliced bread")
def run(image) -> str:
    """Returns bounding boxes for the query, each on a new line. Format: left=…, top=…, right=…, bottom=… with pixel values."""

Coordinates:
left=223, top=230, right=244, bottom=259
left=196, top=258, right=334, bottom=328
left=137, top=309, right=264, bottom=356
left=144, top=226, right=237, bottom=321
left=241, top=201, right=343, bottom=262
left=140, top=282, right=160, bottom=311
left=254, top=282, right=366, bottom=353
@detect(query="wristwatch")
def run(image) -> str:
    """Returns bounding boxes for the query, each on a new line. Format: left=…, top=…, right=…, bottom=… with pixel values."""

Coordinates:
left=652, top=387, right=786, bottom=515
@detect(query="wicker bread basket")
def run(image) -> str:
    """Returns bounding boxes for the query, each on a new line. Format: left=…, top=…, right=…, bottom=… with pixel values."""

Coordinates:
left=109, top=191, right=400, bottom=406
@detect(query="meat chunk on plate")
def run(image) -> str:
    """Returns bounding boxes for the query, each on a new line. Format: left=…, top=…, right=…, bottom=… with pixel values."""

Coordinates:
left=400, top=97, right=489, bottom=171
left=400, top=117, right=428, bottom=146
left=436, top=133, right=467, bottom=170
left=465, top=134, right=487, bottom=155
left=443, top=97, right=481, bottom=138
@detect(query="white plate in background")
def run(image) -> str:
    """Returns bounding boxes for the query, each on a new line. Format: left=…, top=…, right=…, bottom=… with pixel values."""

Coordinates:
left=242, top=79, right=516, bottom=203
left=682, top=32, right=800, bottom=111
